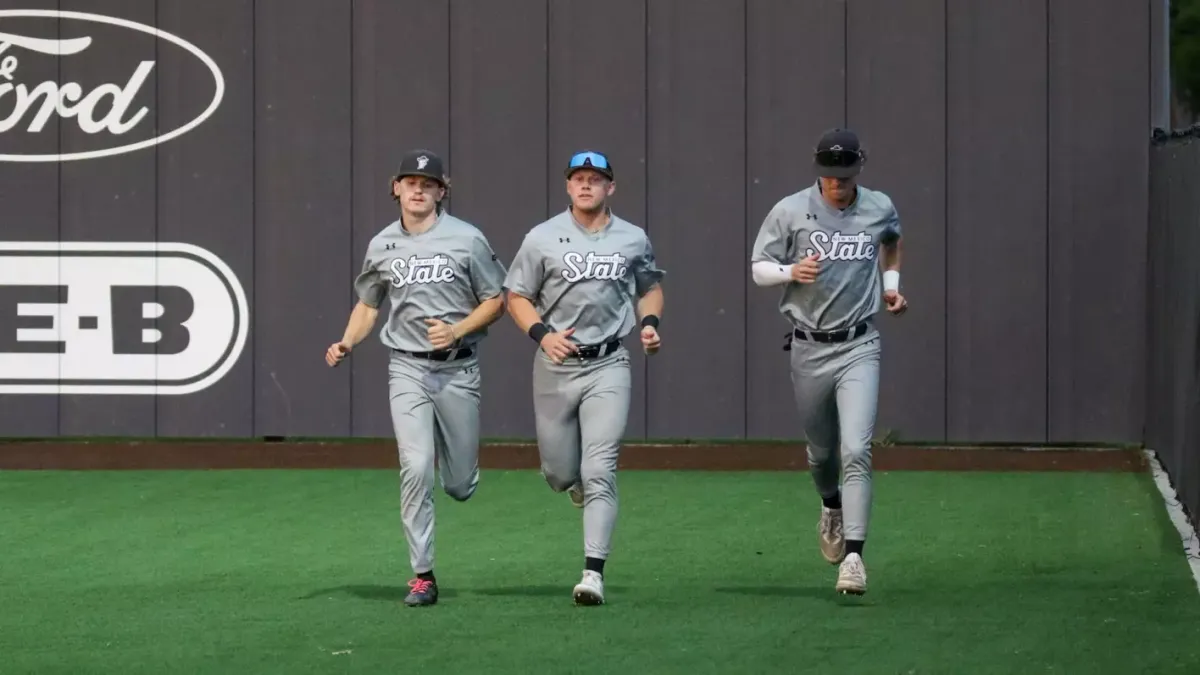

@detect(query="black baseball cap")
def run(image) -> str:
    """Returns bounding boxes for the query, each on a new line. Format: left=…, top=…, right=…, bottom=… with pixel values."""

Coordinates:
left=564, top=150, right=614, bottom=180
left=813, top=128, right=865, bottom=178
left=393, top=149, right=447, bottom=186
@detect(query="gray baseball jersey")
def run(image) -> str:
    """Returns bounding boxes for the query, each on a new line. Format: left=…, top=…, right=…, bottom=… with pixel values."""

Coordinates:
left=503, top=208, right=665, bottom=345
left=750, top=182, right=901, bottom=332
left=355, top=211, right=508, bottom=352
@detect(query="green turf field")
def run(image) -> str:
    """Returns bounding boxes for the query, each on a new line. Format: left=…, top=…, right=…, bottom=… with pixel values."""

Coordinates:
left=1, top=469, right=1197, bottom=674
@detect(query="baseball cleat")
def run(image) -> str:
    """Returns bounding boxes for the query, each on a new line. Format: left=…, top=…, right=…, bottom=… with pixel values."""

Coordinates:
left=835, top=553, right=867, bottom=595
left=818, top=506, right=846, bottom=564
left=572, top=570, right=605, bottom=606
left=568, top=482, right=584, bottom=508
left=403, top=577, right=439, bottom=607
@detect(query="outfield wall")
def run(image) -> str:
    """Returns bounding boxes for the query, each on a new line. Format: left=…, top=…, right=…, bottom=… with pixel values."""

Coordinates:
left=0, top=1, right=1158, bottom=445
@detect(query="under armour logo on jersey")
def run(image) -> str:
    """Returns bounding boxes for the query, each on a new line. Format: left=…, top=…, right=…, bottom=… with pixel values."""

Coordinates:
left=805, top=213, right=817, bottom=220
left=390, top=254, right=457, bottom=287
left=561, top=251, right=628, bottom=282
left=804, top=230, right=877, bottom=261
left=416, top=155, right=429, bottom=169
left=385, top=242, right=397, bottom=251
left=559, top=237, right=570, bottom=243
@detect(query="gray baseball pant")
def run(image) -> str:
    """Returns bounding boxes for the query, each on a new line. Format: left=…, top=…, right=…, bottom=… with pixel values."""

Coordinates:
left=789, top=326, right=881, bottom=541
left=388, top=350, right=482, bottom=575
left=532, top=346, right=632, bottom=561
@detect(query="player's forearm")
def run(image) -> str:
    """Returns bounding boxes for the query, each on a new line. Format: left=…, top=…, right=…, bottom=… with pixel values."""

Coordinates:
left=452, top=295, right=505, bottom=340
left=341, top=301, right=379, bottom=346
left=637, top=284, right=664, bottom=320
left=506, top=291, right=543, bottom=333
left=751, top=261, right=793, bottom=287
left=881, top=237, right=902, bottom=272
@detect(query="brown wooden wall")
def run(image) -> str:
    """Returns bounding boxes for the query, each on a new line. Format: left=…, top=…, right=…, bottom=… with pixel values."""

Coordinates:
left=0, top=0, right=1155, bottom=443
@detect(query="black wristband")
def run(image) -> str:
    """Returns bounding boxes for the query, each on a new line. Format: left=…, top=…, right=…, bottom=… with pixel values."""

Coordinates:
left=528, top=322, right=550, bottom=343
left=640, top=315, right=660, bottom=329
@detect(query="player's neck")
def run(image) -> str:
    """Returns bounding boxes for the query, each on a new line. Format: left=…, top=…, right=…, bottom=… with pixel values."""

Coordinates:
left=401, top=208, right=438, bottom=234
left=571, top=205, right=609, bottom=232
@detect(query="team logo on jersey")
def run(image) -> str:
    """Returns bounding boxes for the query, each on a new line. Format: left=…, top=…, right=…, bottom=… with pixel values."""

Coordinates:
left=561, top=251, right=628, bottom=282
left=390, top=255, right=457, bottom=287
left=804, top=231, right=876, bottom=261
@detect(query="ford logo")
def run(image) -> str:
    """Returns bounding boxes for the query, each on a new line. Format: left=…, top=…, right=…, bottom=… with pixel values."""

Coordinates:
left=0, top=9, right=225, bottom=162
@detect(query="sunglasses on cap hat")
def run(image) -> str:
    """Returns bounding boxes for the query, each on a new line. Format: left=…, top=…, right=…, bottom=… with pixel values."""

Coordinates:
left=814, top=148, right=862, bottom=168
left=565, top=151, right=613, bottom=178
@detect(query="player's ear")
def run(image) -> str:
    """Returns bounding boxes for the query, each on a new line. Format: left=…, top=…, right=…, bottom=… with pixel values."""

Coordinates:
left=605, top=180, right=616, bottom=197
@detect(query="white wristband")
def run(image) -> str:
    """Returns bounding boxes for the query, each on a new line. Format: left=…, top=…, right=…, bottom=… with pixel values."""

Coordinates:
left=883, top=270, right=900, bottom=292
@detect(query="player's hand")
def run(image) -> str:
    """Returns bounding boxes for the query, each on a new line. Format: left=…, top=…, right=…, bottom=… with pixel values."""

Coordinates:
left=884, top=290, right=908, bottom=315
left=540, top=327, right=580, bottom=365
left=641, top=326, right=661, bottom=355
left=325, top=341, right=350, bottom=367
left=424, top=318, right=459, bottom=350
left=792, top=254, right=819, bottom=283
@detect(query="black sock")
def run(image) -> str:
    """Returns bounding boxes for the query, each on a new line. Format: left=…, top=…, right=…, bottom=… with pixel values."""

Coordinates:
left=845, top=540, right=864, bottom=557
left=585, top=557, right=605, bottom=576
left=417, top=570, right=436, bottom=583
left=822, top=492, right=842, bottom=510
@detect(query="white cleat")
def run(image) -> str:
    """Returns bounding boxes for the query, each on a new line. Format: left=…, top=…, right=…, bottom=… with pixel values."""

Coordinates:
left=818, top=506, right=845, bottom=564
left=572, top=570, right=605, bottom=606
left=835, top=552, right=867, bottom=595
left=568, top=482, right=584, bottom=508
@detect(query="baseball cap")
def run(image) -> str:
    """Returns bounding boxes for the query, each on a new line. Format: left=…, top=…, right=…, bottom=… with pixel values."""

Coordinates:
left=813, top=128, right=865, bottom=178
left=564, top=150, right=613, bottom=180
left=393, top=149, right=447, bottom=186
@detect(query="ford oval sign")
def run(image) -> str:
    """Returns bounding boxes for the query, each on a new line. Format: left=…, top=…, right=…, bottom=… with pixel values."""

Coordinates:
left=0, top=10, right=225, bottom=162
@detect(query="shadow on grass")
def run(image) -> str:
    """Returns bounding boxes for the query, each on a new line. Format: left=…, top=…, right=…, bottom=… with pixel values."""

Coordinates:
left=301, top=584, right=460, bottom=601
left=713, top=585, right=872, bottom=605
left=471, top=584, right=629, bottom=597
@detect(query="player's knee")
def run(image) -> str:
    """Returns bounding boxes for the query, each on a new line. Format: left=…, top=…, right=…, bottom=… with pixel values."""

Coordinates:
left=841, top=442, right=872, bottom=474
left=443, top=479, right=476, bottom=502
left=580, top=455, right=617, bottom=492
left=398, top=449, right=434, bottom=486
left=541, top=465, right=578, bottom=492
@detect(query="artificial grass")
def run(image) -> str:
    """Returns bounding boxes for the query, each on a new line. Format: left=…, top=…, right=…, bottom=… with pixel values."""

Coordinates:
left=0, top=469, right=1196, bottom=674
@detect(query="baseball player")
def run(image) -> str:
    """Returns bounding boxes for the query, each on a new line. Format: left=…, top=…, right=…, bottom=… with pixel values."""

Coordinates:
left=502, top=150, right=666, bottom=606
left=749, top=128, right=907, bottom=596
left=325, top=149, right=508, bottom=607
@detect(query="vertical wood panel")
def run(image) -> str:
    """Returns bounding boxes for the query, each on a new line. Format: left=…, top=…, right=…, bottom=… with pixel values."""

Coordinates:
left=253, top=0, right=352, bottom=437
left=846, top=0, right=948, bottom=443
left=744, top=0, right=845, bottom=440
left=547, top=0, right=648, bottom=439
left=449, top=0, right=548, bottom=439
left=155, top=0, right=254, bottom=437
left=0, top=1, right=59, bottom=436
left=1047, top=0, right=1148, bottom=443
left=57, top=0, right=157, bottom=437
left=946, top=0, right=1048, bottom=442
left=646, top=0, right=746, bottom=438
left=350, top=0, right=451, bottom=438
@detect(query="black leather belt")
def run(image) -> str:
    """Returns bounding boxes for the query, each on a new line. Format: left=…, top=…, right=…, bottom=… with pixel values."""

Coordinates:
left=784, top=322, right=869, bottom=350
left=394, top=346, right=474, bottom=361
left=573, top=340, right=621, bottom=359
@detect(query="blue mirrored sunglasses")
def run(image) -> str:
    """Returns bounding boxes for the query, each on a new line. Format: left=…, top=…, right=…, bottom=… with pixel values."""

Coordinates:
left=568, top=151, right=610, bottom=170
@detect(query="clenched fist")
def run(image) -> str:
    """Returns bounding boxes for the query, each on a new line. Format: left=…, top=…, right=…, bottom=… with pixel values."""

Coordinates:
left=325, top=342, right=350, bottom=367
left=883, top=290, right=908, bottom=315
left=792, top=254, right=819, bottom=284
left=540, top=327, right=580, bottom=365
left=424, top=318, right=459, bottom=350
left=641, top=326, right=661, bottom=355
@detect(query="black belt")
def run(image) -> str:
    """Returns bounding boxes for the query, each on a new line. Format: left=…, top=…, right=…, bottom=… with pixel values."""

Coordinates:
left=783, top=322, right=869, bottom=350
left=572, top=340, right=621, bottom=359
left=394, top=346, right=474, bottom=361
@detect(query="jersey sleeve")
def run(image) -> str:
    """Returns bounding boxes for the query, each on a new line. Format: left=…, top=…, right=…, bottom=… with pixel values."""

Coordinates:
left=502, top=233, right=545, bottom=301
left=353, top=245, right=388, bottom=308
left=881, top=201, right=902, bottom=245
left=750, top=201, right=793, bottom=264
left=633, top=235, right=666, bottom=297
left=468, top=233, right=508, bottom=302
